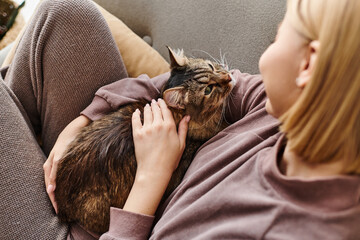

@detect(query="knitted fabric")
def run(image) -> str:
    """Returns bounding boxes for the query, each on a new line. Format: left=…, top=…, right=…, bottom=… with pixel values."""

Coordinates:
left=0, top=0, right=128, bottom=238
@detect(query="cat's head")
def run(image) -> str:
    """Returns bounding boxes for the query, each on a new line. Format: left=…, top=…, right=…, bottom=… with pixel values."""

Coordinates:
left=162, top=47, right=235, bottom=140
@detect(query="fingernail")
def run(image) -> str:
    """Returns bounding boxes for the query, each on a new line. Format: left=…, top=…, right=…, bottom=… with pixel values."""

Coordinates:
left=151, top=99, right=156, bottom=104
left=186, top=115, right=191, bottom=122
left=145, top=103, right=150, bottom=108
left=47, top=184, right=54, bottom=193
left=135, top=109, right=140, bottom=113
left=158, top=98, right=163, bottom=102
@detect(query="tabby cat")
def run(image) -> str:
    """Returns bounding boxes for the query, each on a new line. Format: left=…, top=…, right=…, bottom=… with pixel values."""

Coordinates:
left=55, top=47, right=234, bottom=234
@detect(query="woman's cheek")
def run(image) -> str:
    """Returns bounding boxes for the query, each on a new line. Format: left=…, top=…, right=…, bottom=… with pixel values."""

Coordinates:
left=258, top=47, right=269, bottom=76
left=265, top=99, right=275, bottom=116
left=259, top=43, right=276, bottom=83
left=258, top=47, right=273, bottom=96
left=259, top=46, right=281, bottom=118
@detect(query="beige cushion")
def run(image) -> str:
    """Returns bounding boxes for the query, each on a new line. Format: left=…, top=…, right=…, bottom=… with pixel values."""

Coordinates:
left=95, top=3, right=169, bottom=78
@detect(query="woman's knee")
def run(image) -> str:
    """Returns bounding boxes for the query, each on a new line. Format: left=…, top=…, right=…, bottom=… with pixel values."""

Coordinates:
left=37, top=0, right=104, bottom=27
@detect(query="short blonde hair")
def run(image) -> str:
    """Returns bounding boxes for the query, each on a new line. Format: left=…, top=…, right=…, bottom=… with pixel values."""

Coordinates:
left=280, top=0, right=360, bottom=174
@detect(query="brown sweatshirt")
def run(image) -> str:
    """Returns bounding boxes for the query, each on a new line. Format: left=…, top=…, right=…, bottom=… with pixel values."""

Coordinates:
left=71, top=70, right=360, bottom=240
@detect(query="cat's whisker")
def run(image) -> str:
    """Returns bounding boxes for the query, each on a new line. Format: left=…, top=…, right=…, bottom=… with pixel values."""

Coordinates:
left=216, top=112, right=224, bottom=130
left=191, top=49, right=221, bottom=64
left=226, top=59, right=233, bottom=71
left=173, top=48, right=185, bottom=57
left=222, top=54, right=231, bottom=71
left=216, top=49, right=231, bottom=71
left=230, top=92, right=236, bottom=107
left=188, top=107, right=222, bottom=131
left=220, top=100, right=229, bottom=126
left=214, top=101, right=229, bottom=131
left=219, top=49, right=224, bottom=65
left=226, top=92, right=236, bottom=118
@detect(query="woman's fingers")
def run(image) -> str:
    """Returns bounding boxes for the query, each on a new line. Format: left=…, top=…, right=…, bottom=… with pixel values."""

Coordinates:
left=48, top=159, right=58, bottom=188
left=135, top=100, right=164, bottom=129
left=151, top=99, right=162, bottom=122
left=42, top=116, right=91, bottom=214
left=133, top=99, right=179, bottom=129
left=43, top=152, right=58, bottom=213
left=178, top=115, right=190, bottom=149
left=132, top=109, right=142, bottom=131
left=157, top=98, right=174, bottom=124
left=43, top=152, right=53, bottom=188
left=48, top=187, right=58, bottom=213
left=143, top=104, right=153, bottom=126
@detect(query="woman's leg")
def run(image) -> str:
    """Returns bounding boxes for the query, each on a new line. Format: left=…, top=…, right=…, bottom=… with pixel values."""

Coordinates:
left=0, top=79, right=68, bottom=239
left=4, top=0, right=128, bottom=155
left=0, top=0, right=128, bottom=238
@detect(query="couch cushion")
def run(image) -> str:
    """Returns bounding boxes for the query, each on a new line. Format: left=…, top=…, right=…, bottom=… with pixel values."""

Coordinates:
left=95, top=2, right=170, bottom=78
left=93, top=0, right=286, bottom=74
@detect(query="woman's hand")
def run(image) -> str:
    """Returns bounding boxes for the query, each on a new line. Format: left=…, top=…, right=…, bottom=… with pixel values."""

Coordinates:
left=123, top=99, right=190, bottom=216
left=133, top=98, right=189, bottom=176
left=43, top=115, right=91, bottom=213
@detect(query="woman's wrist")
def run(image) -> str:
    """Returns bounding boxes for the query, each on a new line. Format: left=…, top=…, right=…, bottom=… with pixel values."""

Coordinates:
left=75, top=115, right=91, bottom=127
left=62, top=115, right=90, bottom=136
left=123, top=169, right=172, bottom=216
left=135, top=165, right=173, bottom=181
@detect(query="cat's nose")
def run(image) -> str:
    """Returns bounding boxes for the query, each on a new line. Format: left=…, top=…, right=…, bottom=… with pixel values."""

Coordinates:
left=221, top=74, right=232, bottom=83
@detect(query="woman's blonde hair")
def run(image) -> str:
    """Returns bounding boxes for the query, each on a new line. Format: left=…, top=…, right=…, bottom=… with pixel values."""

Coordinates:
left=280, top=0, right=360, bottom=174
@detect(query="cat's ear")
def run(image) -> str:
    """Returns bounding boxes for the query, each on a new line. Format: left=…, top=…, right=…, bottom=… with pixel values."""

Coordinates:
left=167, top=46, right=187, bottom=68
left=163, top=87, right=187, bottom=109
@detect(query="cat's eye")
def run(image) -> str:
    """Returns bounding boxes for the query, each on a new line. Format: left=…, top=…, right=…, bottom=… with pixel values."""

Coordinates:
left=204, top=85, right=214, bottom=95
left=208, top=63, right=215, bottom=71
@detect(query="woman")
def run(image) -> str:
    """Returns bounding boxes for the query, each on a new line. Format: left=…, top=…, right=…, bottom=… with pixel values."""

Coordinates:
left=100, top=0, right=360, bottom=239
left=2, top=0, right=359, bottom=239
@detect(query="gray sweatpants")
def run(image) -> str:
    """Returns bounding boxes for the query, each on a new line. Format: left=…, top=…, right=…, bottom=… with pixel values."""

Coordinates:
left=0, top=0, right=128, bottom=238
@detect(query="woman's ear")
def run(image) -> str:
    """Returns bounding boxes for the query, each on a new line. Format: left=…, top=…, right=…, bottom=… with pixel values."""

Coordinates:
left=296, top=40, right=320, bottom=88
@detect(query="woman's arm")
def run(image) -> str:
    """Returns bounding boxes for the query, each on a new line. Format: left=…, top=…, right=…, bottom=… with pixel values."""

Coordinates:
left=81, top=73, right=170, bottom=121
left=43, top=115, right=91, bottom=212
left=81, top=69, right=266, bottom=124
left=125, top=99, right=190, bottom=215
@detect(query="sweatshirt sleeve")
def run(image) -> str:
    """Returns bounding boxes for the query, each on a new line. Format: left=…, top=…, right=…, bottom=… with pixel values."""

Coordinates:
left=81, top=72, right=170, bottom=121
left=99, top=207, right=155, bottom=240
left=81, top=70, right=265, bottom=123
left=225, top=69, right=266, bottom=123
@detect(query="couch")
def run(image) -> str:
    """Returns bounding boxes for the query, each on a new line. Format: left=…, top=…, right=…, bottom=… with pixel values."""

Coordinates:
left=93, top=0, right=286, bottom=75
left=0, top=0, right=286, bottom=75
